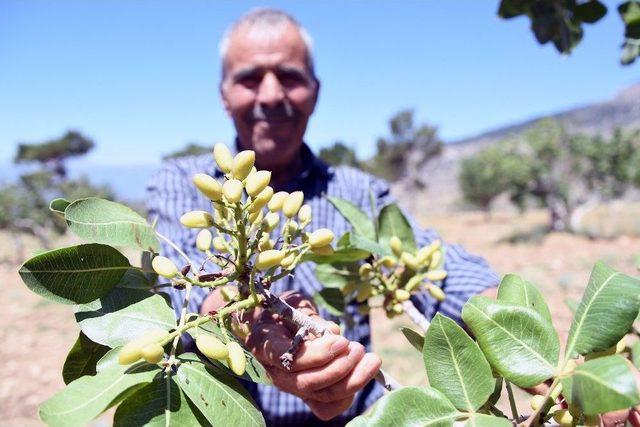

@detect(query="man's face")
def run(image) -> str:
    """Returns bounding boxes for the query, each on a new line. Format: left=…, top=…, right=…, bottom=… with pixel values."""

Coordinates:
left=220, top=23, right=319, bottom=170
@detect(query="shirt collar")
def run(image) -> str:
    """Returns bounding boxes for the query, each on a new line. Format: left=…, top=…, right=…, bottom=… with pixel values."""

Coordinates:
left=213, top=139, right=331, bottom=185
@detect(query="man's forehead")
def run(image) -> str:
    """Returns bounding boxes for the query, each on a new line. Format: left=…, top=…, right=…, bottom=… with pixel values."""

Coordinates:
left=224, top=23, right=310, bottom=72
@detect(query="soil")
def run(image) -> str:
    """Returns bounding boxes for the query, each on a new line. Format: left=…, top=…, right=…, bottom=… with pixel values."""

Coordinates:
left=1, top=209, right=638, bottom=425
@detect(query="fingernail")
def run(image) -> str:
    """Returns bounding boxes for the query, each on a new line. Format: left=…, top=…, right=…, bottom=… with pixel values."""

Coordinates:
left=329, top=337, right=349, bottom=356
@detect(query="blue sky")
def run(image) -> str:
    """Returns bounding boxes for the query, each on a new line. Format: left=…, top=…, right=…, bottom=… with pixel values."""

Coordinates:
left=1, top=0, right=638, bottom=168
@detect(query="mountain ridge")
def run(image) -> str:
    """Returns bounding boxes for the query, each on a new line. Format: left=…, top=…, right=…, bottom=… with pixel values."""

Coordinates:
left=393, top=83, right=640, bottom=214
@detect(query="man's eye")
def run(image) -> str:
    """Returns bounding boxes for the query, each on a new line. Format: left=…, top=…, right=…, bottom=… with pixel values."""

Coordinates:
left=278, top=72, right=306, bottom=88
left=237, top=75, right=261, bottom=88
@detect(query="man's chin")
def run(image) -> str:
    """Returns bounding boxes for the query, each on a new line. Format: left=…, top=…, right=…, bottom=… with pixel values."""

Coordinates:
left=250, top=136, right=299, bottom=169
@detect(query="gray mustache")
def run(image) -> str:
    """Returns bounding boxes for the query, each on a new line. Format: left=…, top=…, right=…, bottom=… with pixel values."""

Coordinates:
left=251, top=100, right=295, bottom=121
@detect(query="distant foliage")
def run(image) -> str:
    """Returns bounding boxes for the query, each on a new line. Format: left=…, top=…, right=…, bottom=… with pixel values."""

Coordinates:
left=0, top=131, right=114, bottom=248
left=162, top=143, right=213, bottom=160
left=459, top=119, right=640, bottom=231
left=498, top=0, right=640, bottom=65
left=366, top=109, right=443, bottom=182
left=318, top=142, right=360, bottom=168
left=14, top=130, right=94, bottom=177
left=459, top=146, right=527, bottom=212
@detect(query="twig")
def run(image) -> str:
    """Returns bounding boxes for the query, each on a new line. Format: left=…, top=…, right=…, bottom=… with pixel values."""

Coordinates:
left=281, top=326, right=309, bottom=370
left=374, top=369, right=403, bottom=392
left=523, top=378, right=560, bottom=427
left=156, top=231, right=196, bottom=271
left=402, top=300, right=430, bottom=332
left=505, top=380, right=519, bottom=421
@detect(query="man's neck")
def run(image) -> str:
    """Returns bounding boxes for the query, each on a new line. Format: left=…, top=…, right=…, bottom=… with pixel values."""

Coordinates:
left=262, top=153, right=303, bottom=191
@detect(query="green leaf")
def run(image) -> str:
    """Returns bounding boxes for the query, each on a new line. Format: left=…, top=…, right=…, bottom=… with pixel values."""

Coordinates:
left=498, top=0, right=529, bottom=19
left=350, top=233, right=391, bottom=256
left=188, top=325, right=272, bottom=385
left=39, top=363, right=159, bottom=427
left=424, top=314, right=494, bottom=411
left=62, top=332, right=110, bottom=384
left=565, top=262, right=640, bottom=359
left=96, top=346, right=122, bottom=372
left=620, top=1, right=640, bottom=25
left=347, top=386, right=461, bottom=427
left=560, top=373, right=575, bottom=405
left=400, top=327, right=424, bottom=352
left=19, top=243, right=130, bottom=304
left=49, top=198, right=70, bottom=216
left=313, top=288, right=345, bottom=316
left=304, top=247, right=370, bottom=264
left=65, top=197, right=159, bottom=251
left=378, top=204, right=416, bottom=252
left=117, top=268, right=152, bottom=289
left=75, top=292, right=175, bottom=348
left=572, top=355, right=640, bottom=414
left=486, top=377, right=503, bottom=407
left=632, top=341, right=640, bottom=368
left=175, top=353, right=265, bottom=427
left=462, top=297, right=560, bottom=387
left=114, top=376, right=211, bottom=427
left=574, top=0, right=607, bottom=23
left=464, top=413, right=512, bottom=427
left=328, top=196, right=376, bottom=240
left=497, top=274, right=552, bottom=324
left=314, top=264, right=354, bottom=288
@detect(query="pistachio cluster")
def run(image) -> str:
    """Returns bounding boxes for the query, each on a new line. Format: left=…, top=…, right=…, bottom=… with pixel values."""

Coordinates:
left=342, top=235, right=447, bottom=319
left=119, top=144, right=336, bottom=374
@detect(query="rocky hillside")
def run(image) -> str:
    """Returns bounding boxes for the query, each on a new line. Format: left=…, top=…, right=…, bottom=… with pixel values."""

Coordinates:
left=393, top=83, right=640, bottom=214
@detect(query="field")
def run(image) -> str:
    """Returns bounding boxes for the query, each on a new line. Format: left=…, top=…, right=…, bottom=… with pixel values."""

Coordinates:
left=1, top=209, right=638, bottom=425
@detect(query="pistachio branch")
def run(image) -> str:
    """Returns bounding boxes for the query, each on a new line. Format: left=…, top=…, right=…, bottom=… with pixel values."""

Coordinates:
left=401, top=300, right=430, bottom=332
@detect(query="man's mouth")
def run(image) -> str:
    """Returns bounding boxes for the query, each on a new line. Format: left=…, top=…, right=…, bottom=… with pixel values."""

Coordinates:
left=248, top=101, right=297, bottom=124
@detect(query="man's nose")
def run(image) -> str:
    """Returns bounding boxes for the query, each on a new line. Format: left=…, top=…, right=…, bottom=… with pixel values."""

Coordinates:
left=256, top=72, right=285, bottom=108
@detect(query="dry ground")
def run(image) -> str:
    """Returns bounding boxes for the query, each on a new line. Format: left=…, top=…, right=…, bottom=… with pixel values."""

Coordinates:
left=1, top=209, right=638, bottom=425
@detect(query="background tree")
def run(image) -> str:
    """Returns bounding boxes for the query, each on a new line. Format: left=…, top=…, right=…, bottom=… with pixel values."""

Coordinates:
left=459, top=119, right=640, bottom=231
left=459, top=145, right=528, bottom=212
left=318, top=141, right=360, bottom=167
left=162, top=142, right=213, bottom=160
left=0, top=131, right=113, bottom=258
left=15, top=130, right=94, bottom=180
left=498, top=0, right=640, bottom=65
left=366, top=109, right=443, bottom=182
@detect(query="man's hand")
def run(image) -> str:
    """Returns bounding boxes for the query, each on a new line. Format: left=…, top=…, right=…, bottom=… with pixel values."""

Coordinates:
left=242, top=292, right=382, bottom=421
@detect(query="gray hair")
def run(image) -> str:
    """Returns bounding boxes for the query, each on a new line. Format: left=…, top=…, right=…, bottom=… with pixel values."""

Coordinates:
left=219, top=8, right=316, bottom=78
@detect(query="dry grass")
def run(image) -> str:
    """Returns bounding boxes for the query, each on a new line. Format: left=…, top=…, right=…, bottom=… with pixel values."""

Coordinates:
left=1, top=207, right=638, bottom=425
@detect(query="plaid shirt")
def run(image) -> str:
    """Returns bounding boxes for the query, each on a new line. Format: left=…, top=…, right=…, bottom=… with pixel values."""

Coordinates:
left=146, top=143, right=499, bottom=427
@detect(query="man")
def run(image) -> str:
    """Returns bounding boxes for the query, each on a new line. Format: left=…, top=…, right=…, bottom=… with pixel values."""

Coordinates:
left=147, top=8, right=498, bottom=426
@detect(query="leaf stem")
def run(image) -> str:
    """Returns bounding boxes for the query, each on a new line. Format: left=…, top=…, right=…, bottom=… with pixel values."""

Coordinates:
left=156, top=231, right=196, bottom=271
left=165, top=368, right=171, bottom=427
left=505, top=380, right=519, bottom=421
left=524, top=377, right=560, bottom=427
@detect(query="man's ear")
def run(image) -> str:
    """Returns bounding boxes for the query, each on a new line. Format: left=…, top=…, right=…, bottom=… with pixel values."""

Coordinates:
left=220, top=81, right=232, bottom=117
left=310, top=77, right=321, bottom=113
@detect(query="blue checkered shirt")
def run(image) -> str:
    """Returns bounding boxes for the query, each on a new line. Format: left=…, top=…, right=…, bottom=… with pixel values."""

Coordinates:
left=146, top=143, right=499, bottom=427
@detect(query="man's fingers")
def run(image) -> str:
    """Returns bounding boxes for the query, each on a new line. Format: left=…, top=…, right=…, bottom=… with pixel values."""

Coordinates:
left=246, top=319, right=293, bottom=365
left=287, top=333, right=349, bottom=372
left=268, top=342, right=365, bottom=397
left=247, top=318, right=349, bottom=372
left=311, top=352, right=382, bottom=403
left=305, top=395, right=354, bottom=421
left=292, top=342, right=366, bottom=393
